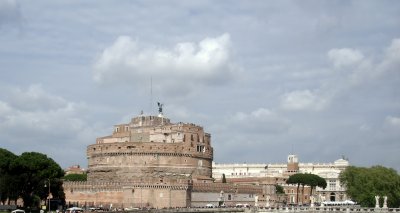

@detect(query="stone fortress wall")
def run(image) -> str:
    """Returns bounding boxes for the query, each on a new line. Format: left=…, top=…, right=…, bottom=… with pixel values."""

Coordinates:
left=63, top=179, right=191, bottom=209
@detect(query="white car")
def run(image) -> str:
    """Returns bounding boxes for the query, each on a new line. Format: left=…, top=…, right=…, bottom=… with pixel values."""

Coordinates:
left=12, top=210, right=25, bottom=213
left=206, top=203, right=214, bottom=208
left=66, top=207, right=84, bottom=213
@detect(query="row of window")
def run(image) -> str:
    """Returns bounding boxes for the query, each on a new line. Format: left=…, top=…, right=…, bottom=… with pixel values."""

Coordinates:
left=230, top=172, right=252, bottom=176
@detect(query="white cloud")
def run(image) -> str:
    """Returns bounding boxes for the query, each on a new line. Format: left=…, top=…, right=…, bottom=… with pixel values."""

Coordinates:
left=93, top=33, right=237, bottom=96
left=283, top=38, right=399, bottom=113
left=385, top=116, right=400, bottom=128
left=0, top=101, right=11, bottom=115
left=0, top=85, right=87, bottom=137
left=385, top=38, right=400, bottom=62
left=378, top=38, right=400, bottom=74
left=228, top=108, right=290, bottom=134
left=0, top=85, right=108, bottom=167
left=7, top=84, right=68, bottom=111
left=359, top=124, right=371, bottom=132
left=281, top=90, right=327, bottom=111
left=328, top=48, right=364, bottom=68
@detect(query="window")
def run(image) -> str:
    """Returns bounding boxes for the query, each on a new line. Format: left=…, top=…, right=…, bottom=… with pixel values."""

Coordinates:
left=329, top=180, right=336, bottom=191
left=228, top=194, right=232, bottom=200
left=196, top=145, right=205, bottom=152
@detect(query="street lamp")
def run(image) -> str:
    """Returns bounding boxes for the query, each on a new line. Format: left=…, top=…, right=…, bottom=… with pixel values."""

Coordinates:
left=44, top=179, right=51, bottom=212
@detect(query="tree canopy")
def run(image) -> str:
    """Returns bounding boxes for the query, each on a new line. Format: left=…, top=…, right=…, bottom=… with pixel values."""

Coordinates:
left=275, top=184, right=285, bottom=194
left=340, top=166, right=400, bottom=208
left=286, top=173, right=306, bottom=204
left=63, top=173, right=87, bottom=182
left=286, top=173, right=327, bottom=204
left=0, top=148, right=18, bottom=204
left=306, top=173, right=327, bottom=195
left=0, top=148, right=65, bottom=208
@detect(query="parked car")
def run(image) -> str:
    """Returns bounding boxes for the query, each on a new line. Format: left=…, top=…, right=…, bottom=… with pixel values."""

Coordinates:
left=11, top=210, right=25, bottom=213
left=66, top=207, right=84, bottom=213
left=206, top=203, right=214, bottom=208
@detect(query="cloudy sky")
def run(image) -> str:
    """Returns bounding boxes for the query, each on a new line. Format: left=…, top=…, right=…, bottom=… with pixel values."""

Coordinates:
left=1, top=0, right=399, bottom=172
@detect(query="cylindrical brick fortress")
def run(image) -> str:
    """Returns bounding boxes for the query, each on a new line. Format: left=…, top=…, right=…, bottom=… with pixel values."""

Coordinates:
left=86, top=114, right=213, bottom=182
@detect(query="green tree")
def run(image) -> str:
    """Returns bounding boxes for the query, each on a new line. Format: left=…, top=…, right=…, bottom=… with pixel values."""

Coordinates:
left=306, top=174, right=327, bottom=198
left=286, top=173, right=306, bottom=204
left=9, top=152, right=65, bottom=208
left=275, top=184, right=285, bottom=194
left=63, top=173, right=87, bottom=182
left=0, top=148, right=18, bottom=204
left=286, top=173, right=327, bottom=205
left=340, top=166, right=400, bottom=208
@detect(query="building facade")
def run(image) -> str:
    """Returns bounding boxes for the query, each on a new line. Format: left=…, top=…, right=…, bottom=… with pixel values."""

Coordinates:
left=212, top=154, right=350, bottom=204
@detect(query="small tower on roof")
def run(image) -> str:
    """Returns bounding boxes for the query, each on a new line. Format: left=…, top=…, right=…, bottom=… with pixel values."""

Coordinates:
left=287, top=154, right=299, bottom=173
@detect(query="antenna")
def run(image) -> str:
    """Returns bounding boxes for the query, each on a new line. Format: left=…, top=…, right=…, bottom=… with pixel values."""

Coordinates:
left=149, top=77, right=153, bottom=114
left=291, top=143, right=294, bottom=155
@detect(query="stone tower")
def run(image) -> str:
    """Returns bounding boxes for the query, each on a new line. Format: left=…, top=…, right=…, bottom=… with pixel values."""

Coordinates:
left=287, top=154, right=299, bottom=173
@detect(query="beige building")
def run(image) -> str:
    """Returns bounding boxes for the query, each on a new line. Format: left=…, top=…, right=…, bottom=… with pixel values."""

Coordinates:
left=212, top=154, right=350, bottom=204
left=65, top=165, right=85, bottom=175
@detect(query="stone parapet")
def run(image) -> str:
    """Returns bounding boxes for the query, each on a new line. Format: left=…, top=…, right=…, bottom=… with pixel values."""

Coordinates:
left=193, top=183, right=262, bottom=194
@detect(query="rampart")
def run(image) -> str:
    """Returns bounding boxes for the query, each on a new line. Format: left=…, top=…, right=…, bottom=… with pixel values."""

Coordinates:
left=63, top=180, right=192, bottom=209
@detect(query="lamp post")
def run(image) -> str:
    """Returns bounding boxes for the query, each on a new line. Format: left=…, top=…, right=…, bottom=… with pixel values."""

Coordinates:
left=44, top=179, right=51, bottom=212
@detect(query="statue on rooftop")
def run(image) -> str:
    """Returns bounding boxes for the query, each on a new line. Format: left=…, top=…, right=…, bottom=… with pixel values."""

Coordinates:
left=157, top=102, right=163, bottom=114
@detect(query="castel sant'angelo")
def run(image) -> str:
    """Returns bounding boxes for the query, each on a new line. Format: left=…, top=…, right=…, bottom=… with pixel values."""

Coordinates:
left=64, top=104, right=349, bottom=208
left=63, top=105, right=272, bottom=209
